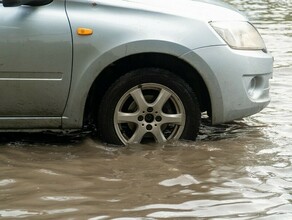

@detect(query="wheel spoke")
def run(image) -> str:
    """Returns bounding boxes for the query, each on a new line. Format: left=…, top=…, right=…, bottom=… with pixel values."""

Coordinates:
left=162, top=113, right=184, bottom=125
left=128, top=126, right=147, bottom=144
left=152, top=126, right=167, bottom=143
left=116, top=111, right=139, bottom=123
left=130, top=88, right=148, bottom=111
left=153, top=88, right=171, bottom=110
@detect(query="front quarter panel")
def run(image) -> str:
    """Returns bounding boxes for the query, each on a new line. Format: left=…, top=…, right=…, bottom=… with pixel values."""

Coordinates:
left=63, top=0, right=225, bottom=128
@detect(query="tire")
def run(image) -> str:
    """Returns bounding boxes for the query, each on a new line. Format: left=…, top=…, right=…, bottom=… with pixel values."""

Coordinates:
left=97, top=68, right=201, bottom=145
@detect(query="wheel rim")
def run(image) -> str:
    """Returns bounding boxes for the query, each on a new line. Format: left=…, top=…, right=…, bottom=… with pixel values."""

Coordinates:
left=114, top=83, right=186, bottom=144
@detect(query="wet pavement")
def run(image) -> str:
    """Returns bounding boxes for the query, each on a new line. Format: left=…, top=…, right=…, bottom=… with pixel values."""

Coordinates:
left=1, top=0, right=292, bottom=219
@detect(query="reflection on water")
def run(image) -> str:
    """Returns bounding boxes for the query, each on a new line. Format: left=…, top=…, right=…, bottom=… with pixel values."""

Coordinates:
left=1, top=0, right=292, bottom=219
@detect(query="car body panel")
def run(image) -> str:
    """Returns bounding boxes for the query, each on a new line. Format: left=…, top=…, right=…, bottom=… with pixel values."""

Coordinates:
left=0, top=0, right=72, bottom=128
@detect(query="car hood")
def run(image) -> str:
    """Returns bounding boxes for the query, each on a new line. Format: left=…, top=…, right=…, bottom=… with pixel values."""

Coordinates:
left=97, top=0, right=247, bottom=22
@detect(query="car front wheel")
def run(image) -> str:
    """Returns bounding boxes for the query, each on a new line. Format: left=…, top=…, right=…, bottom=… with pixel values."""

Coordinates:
left=97, top=68, right=201, bottom=145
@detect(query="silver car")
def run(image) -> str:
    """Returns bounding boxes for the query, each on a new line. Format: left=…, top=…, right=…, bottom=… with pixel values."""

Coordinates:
left=0, top=0, right=273, bottom=145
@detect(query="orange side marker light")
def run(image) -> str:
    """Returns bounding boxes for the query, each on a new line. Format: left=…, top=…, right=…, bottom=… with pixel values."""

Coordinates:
left=77, top=28, right=93, bottom=36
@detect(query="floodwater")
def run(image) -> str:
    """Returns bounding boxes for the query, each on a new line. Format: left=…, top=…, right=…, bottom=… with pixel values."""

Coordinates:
left=1, top=0, right=292, bottom=219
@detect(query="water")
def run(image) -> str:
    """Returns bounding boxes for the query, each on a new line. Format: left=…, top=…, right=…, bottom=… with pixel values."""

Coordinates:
left=1, top=0, right=292, bottom=219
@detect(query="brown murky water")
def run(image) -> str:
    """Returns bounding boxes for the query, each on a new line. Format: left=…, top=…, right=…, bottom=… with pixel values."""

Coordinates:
left=1, top=0, right=292, bottom=219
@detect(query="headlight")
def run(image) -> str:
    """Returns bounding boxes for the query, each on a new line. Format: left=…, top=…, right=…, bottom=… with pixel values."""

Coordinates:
left=210, top=21, right=266, bottom=51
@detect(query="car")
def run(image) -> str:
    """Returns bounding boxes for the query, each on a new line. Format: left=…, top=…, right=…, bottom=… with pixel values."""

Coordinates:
left=0, top=0, right=273, bottom=145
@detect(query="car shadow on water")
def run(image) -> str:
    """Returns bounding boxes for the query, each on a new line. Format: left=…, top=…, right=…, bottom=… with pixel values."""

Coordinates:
left=0, top=131, right=88, bottom=147
left=197, top=117, right=267, bottom=141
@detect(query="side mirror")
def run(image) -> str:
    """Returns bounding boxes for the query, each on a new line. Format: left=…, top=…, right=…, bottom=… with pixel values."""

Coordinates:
left=2, top=0, right=52, bottom=7
left=2, top=0, right=23, bottom=7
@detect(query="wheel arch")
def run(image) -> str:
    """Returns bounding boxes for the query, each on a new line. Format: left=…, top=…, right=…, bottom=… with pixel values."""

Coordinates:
left=84, top=52, right=211, bottom=127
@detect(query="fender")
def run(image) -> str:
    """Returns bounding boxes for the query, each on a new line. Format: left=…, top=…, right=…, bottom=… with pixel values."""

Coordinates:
left=62, top=40, right=194, bottom=128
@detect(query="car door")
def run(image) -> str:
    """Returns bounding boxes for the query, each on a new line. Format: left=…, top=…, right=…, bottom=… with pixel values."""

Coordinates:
left=0, top=0, right=72, bottom=125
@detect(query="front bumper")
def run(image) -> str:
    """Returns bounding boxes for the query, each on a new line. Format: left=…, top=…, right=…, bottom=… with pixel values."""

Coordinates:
left=182, top=45, right=273, bottom=124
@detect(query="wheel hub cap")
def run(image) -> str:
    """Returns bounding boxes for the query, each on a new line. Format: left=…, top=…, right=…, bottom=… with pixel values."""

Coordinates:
left=145, top=114, right=154, bottom=123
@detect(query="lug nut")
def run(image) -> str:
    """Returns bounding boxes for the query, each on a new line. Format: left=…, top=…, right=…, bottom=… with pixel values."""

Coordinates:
left=155, top=116, right=162, bottom=122
left=147, top=107, right=153, bottom=112
left=138, top=115, right=144, bottom=121
left=146, top=124, right=152, bottom=130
